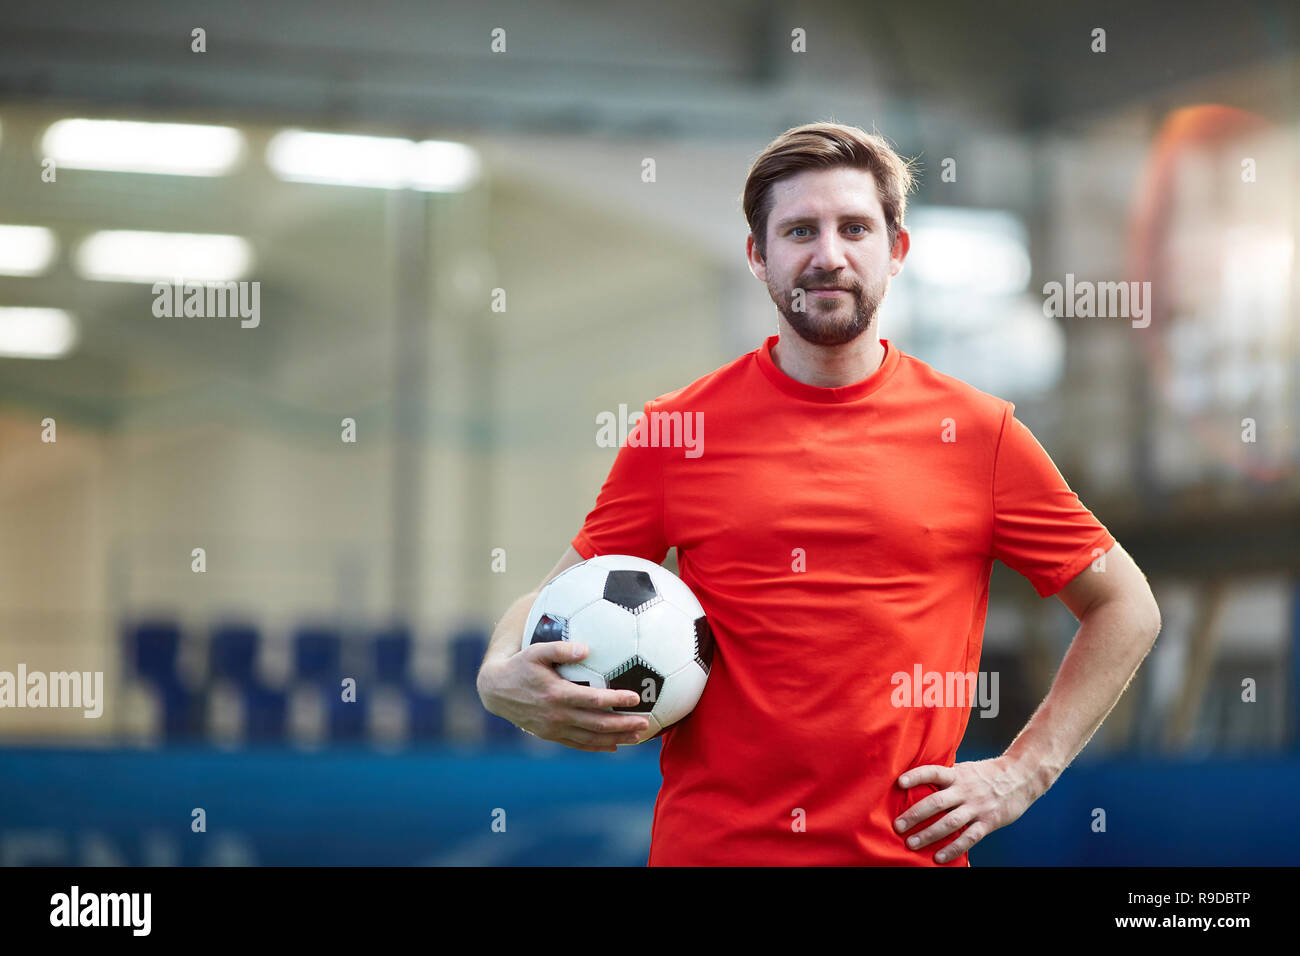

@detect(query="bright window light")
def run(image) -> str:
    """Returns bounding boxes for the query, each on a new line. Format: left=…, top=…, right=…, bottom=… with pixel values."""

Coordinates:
left=267, top=130, right=480, bottom=191
left=0, top=308, right=78, bottom=359
left=905, top=208, right=1032, bottom=295
left=75, top=230, right=252, bottom=283
left=0, top=225, right=58, bottom=276
left=41, top=119, right=245, bottom=176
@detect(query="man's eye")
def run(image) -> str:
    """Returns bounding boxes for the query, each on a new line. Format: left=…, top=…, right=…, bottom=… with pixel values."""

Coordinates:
left=846, top=224, right=868, bottom=235
left=791, top=226, right=811, bottom=238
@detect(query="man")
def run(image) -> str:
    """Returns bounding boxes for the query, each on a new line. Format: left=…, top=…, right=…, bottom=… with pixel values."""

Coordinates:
left=477, top=122, right=1161, bottom=866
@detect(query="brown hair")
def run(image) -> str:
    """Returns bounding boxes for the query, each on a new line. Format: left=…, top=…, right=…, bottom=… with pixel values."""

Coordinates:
left=742, top=122, right=918, bottom=263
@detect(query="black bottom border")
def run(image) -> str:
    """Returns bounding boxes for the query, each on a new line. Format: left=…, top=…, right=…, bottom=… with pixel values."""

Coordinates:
left=1, top=865, right=1286, bottom=941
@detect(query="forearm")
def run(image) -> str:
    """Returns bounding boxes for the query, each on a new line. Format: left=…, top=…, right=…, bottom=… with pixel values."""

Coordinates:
left=1001, top=597, right=1160, bottom=799
left=481, top=589, right=537, bottom=675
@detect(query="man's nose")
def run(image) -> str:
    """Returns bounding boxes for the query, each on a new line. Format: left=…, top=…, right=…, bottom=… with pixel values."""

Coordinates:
left=808, top=233, right=849, bottom=271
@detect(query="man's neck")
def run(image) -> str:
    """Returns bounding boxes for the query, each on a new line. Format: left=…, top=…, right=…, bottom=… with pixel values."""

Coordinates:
left=770, top=328, right=885, bottom=389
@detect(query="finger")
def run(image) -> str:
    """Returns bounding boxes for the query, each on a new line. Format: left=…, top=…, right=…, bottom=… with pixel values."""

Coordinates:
left=559, top=740, right=619, bottom=754
left=903, top=808, right=974, bottom=851
left=553, top=725, right=645, bottom=749
left=522, top=722, right=622, bottom=753
left=534, top=717, right=642, bottom=746
left=894, top=786, right=962, bottom=834
left=897, top=765, right=956, bottom=789
left=935, top=821, right=990, bottom=863
left=558, top=707, right=652, bottom=734
left=555, top=683, right=644, bottom=710
left=526, top=640, right=591, bottom=666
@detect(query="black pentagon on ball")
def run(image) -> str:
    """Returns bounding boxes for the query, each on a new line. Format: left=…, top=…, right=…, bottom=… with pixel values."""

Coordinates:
left=529, top=613, right=566, bottom=645
left=693, top=615, right=714, bottom=673
left=605, top=656, right=664, bottom=713
left=602, top=570, right=659, bottom=613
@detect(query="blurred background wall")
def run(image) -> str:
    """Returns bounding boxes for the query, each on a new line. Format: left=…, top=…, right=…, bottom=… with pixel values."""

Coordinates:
left=0, top=0, right=1296, bottom=865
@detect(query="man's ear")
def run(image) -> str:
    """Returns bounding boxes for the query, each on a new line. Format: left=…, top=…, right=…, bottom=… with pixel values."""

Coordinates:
left=746, top=233, right=767, bottom=281
left=888, top=228, right=911, bottom=277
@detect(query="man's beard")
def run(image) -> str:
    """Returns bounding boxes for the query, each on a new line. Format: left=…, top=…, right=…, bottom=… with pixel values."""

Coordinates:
left=769, top=274, right=885, bottom=346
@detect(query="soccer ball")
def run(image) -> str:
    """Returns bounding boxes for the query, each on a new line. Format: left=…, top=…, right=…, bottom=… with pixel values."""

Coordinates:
left=520, top=554, right=713, bottom=743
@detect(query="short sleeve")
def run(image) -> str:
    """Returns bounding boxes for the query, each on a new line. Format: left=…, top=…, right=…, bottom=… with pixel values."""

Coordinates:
left=571, top=400, right=669, bottom=564
left=990, top=403, right=1116, bottom=597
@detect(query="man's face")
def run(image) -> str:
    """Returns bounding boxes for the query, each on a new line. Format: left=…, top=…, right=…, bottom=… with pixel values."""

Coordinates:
left=747, top=166, right=909, bottom=347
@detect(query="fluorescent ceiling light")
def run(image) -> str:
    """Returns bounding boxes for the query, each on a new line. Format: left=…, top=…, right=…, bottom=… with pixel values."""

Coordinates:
left=0, top=225, right=58, bottom=276
left=409, top=140, right=481, bottom=191
left=75, top=230, right=252, bottom=283
left=267, top=130, right=480, bottom=191
left=41, top=119, right=244, bottom=176
left=0, top=308, right=78, bottom=359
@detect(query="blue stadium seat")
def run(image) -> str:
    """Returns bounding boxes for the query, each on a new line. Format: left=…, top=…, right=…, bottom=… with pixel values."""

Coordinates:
left=373, top=628, right=411, bottom=685
left=329, top=690, right=367, bottom=743
left=407, top=689, right=445, bottom=741
left=129, top=620, right=181, bottom=685
left=449, top=629, right=489, bottom=689
left=243, top=685, right=287, bottom=742
left=293, top=628, right=342, bottom=684
left=210, top=624, right=259, bottom=685
left=485, top=712, right=523, bottom=745
left=158, top=679, right=202, bottom=742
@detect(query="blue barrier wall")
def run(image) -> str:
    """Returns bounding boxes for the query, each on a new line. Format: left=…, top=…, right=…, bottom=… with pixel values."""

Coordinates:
left=2, top=747, right=1297, bottom=865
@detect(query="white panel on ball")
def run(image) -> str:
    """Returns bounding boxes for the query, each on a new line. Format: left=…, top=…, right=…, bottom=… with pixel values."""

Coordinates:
left=647, top=568, right=705, bottom=618
left=656, top=661, right=709, bottom=728
left=633, top=601, right=697, bottom=678
left=564, top=599, right=639, bottom=676
left=539, top=561, right=610, bottom=620
left=636, top=713, right=664, bottom=743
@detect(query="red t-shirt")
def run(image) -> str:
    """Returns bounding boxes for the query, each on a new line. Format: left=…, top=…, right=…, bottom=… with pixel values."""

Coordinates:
left=571, top=334, right=1115, bottom=866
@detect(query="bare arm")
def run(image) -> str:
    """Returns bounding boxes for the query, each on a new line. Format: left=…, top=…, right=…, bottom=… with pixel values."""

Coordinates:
left=1001, top=540, right=1162, bottom=795
left=476, top=546, right=650, bottom=752
left=893, top=541, right=1162, bottom=862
